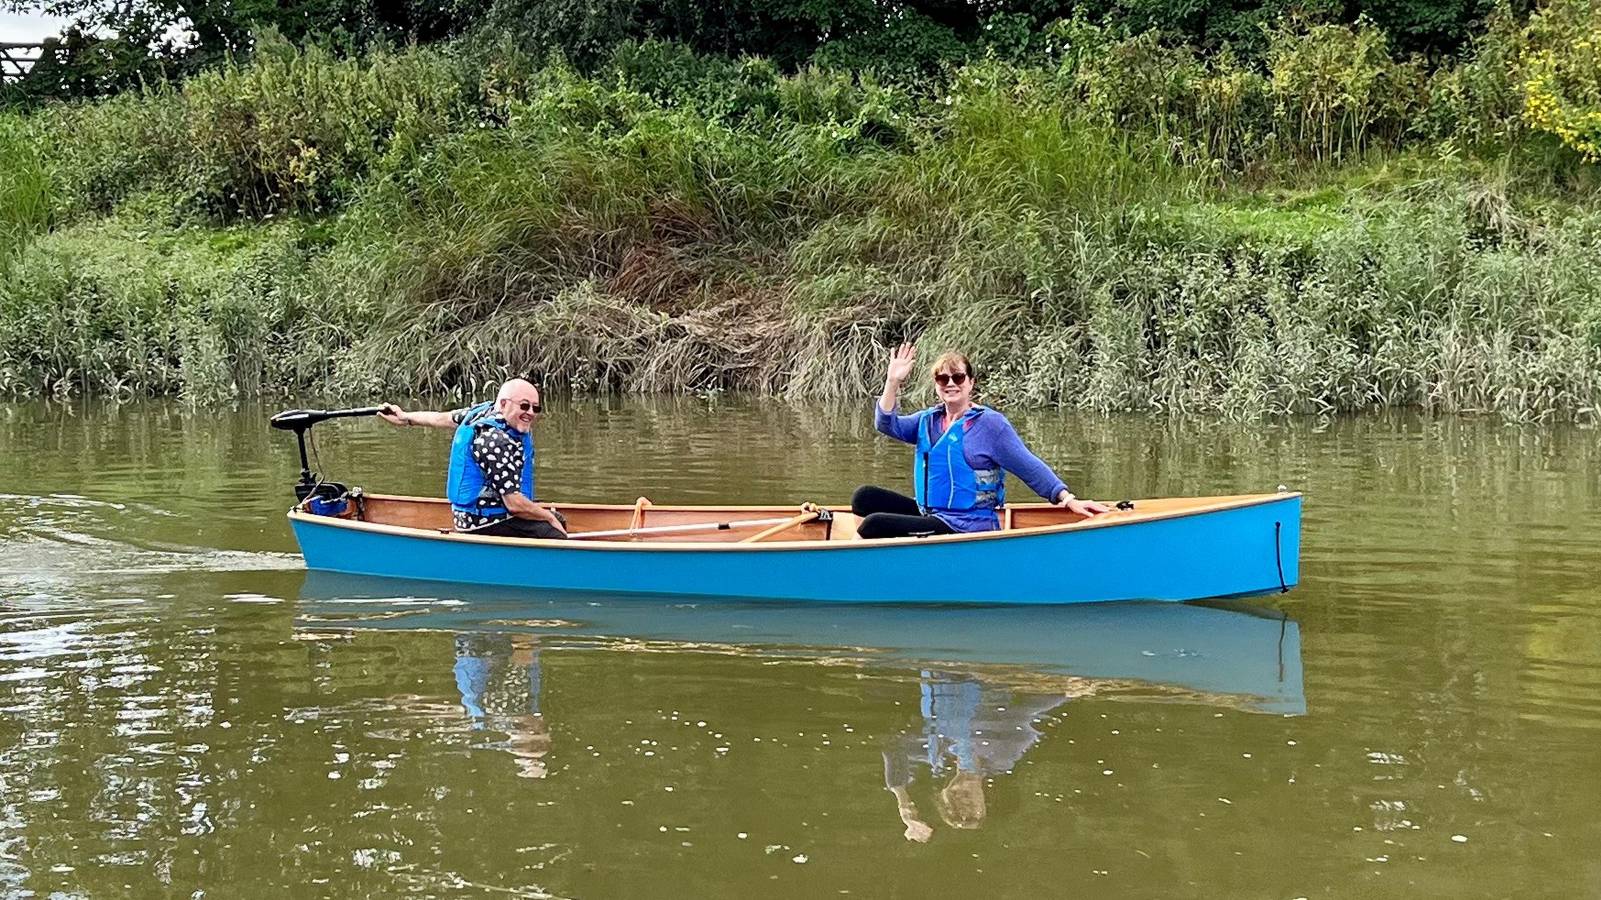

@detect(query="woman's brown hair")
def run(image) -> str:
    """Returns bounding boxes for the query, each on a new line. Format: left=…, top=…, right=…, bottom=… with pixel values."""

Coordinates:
left=928, top=351, right=975, bottom=381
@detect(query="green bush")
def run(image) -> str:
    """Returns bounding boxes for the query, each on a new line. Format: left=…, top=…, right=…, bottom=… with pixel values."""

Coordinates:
left=10, top=37, right=469, bottom=225
left=183, top=35, right=468, bottom=218
left=1420, top=5, right=1526, bottom=150
left=31, top=89, right=190, bottom=219
left=1265, top=20, right=1427, bottom=162
left=811, top=10, right=970, bottom=80
left=1519, top=0, right=1601, bottom=161
left=1073, top=19, right=1433, bottom=169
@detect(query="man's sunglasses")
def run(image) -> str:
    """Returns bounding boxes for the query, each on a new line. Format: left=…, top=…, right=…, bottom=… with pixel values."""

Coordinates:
left=933, top=372, right=969, bottom=387
left=516, top=400, right=543, bottom=413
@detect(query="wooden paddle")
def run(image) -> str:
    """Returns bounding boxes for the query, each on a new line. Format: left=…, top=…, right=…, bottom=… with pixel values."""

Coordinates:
left=568, top=516, right=798, bottom=541
left=739, top=503, right=822, bottom=544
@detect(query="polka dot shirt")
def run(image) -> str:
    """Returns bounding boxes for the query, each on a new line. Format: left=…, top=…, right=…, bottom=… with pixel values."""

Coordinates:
left=450, top=406, right=529, bottom=532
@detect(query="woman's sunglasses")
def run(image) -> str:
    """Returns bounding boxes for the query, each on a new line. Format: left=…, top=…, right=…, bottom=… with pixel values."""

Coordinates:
left=516, top=400, right=543, bottom=413
left=933, top=372, right=969, bottom=387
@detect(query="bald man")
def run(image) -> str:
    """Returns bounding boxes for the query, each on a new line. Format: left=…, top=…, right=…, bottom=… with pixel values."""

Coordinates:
left=380, top=379, right=568, bottom=538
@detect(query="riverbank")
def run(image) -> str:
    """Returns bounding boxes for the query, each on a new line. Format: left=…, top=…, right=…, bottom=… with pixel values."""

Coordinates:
left=2, top=20, right=1599, bottom=419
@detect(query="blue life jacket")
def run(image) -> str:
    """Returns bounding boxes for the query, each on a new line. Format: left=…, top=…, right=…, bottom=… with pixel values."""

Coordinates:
left=446, top=401, right=535, bottom=517
left=913, top=405, right=1005, bottom=514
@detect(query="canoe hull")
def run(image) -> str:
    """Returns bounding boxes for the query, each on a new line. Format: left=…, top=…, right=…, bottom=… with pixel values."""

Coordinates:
left=289, top=494, right=1300, bottom=605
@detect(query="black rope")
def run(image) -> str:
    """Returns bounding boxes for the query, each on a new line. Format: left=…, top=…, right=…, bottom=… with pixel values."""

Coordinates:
left=1277, top=612, right=1287, bottom=683
left=1274, top=520, right=1288, bottom=593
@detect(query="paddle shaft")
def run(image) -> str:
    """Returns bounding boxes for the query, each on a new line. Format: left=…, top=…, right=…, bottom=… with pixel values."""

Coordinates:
left=569, top=516, right=797, bottom=541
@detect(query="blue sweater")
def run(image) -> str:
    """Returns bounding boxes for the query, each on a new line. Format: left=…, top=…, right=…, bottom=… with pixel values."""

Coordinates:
left=874, top=404, right=1070, bottom=532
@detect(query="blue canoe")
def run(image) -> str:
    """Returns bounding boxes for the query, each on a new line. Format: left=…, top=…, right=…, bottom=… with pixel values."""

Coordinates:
left=287, top=491, right=1301, bottom=605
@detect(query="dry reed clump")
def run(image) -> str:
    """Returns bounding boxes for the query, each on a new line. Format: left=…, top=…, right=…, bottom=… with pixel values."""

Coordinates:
left=332, top=279, right=797, bottom=397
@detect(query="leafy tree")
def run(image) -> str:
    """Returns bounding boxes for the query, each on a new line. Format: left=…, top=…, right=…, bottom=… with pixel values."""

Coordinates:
left=2, top=0, right=488, bottom=101
left=1353, top=0, right=1503, bottom=56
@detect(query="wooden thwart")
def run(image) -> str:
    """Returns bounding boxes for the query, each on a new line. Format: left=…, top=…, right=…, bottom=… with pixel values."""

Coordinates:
left=628, top=496, right=651, bottom=532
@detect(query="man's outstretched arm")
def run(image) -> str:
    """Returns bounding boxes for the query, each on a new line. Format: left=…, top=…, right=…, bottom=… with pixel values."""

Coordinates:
left=379, top=403, right=458, bottom=429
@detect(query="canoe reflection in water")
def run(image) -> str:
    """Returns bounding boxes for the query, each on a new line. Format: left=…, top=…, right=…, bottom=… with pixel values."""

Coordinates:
left=454, top=634, right=549, bottom=779
left=298, top=573, right=1306, bottom=798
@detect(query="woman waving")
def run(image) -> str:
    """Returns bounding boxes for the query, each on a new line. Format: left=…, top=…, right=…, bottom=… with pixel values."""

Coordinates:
left=852, top=344, right=1109, bottom=539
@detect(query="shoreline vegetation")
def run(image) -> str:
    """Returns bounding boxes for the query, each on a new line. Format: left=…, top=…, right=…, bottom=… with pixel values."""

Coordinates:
left=1, top=4, right=1599, bottom=420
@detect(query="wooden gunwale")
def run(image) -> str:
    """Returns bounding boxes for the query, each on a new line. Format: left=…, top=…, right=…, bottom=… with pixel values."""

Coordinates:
left=287, top=492, right=1300, bottom=553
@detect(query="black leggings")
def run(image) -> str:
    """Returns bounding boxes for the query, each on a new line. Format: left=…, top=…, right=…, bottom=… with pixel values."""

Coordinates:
left=851, top=486, right=955, bottom=539
left=471, top=510, right=569, bottom=540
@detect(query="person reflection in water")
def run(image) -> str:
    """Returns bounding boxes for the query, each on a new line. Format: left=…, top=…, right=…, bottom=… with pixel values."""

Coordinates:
left=454, top=633, right=549, bottom=779
left=884, top=671, right=1080, bottom=842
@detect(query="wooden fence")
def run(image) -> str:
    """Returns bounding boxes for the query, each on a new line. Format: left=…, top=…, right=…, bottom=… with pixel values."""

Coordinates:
left=1, top=42, right=45, bottom=83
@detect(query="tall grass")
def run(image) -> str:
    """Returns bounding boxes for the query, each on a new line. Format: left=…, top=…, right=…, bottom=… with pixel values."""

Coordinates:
left=0, top=114, right=56, bottom=265
left=0, top=217, right=326, bottom=401
left=1, top=28, right=1598, bottom=419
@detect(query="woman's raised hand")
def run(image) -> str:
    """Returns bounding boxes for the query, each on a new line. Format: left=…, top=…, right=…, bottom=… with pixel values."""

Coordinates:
left=885, top=342, right=917, bottom=385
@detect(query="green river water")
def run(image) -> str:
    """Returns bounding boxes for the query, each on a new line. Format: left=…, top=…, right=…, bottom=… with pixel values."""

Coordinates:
left=1, top=398, right=1597, bottom=898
